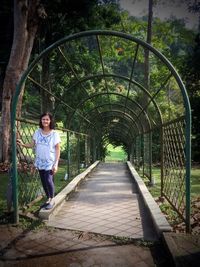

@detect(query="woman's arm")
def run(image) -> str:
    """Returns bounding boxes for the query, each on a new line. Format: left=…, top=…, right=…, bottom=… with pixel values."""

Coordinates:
left=52, top=143, right=60, bottom=174
left=17, top=139, right=35, bottom=148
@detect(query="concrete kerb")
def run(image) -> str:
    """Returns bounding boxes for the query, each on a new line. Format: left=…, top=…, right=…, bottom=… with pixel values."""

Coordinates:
left=127, top=161, right=172, bottom=237
left=39, top=160, right=100, bottom=220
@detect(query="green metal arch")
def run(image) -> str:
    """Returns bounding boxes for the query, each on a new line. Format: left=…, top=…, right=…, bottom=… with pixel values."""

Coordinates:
left=97, top=120, right=136, bottom=141
left=89, top=120, right=135, bottom=149
left=81, top=102, right=145, bottom=133
left=11, top=30, right=191, bottom=229
left=63, top=74, right=162, bottom=129
left=83, top=111, right=139, bottom=137
left=98, top=131, right=131, bottom=154
left=12, top=30, right=191, bottom=119
left=102, top=133, right=130, bottom=148
left=103, top=131, right=132, bottom=145
left=81, top=104, right=144, bottom=133
left=68, top=91, right=152, bottom=132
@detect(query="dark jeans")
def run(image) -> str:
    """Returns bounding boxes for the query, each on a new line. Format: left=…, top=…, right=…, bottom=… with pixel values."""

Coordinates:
left=39, top=170, right=54, bottom=199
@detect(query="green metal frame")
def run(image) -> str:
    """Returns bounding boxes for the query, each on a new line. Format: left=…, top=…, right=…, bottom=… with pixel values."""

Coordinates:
left=11, top=30, right=191, bottom=232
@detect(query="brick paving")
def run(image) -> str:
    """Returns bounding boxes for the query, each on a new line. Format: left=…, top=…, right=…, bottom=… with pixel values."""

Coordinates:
left=0, top=162, right=173, bottom=266
left=47, top=162, right=158, bottom=241
left=1, top=162, right=199, bottom=266
left=0, top=226, right=169, bottom=267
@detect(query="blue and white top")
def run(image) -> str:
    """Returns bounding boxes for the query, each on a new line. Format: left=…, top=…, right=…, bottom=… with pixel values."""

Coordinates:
left=33, top=129, right=61, bottom=170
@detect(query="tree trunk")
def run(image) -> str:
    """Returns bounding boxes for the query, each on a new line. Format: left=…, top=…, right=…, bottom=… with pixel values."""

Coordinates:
left=144, top=0, right=153, bottom=105
left=0, top=0, right=43, bottom=162
left=41, top=26, right=55, bottom=113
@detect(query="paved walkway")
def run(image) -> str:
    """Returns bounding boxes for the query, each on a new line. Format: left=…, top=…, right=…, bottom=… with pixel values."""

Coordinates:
left=48, top=162, right=158, bottom=241
left=0, top=225, right=170, bottom=267
left=1, top=162, right=199, bottom=266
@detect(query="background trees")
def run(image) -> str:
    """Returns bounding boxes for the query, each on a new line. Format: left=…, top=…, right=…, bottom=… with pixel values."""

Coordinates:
left=0, top=0, right=199, bottom=163
left=0, top=0, right=121, bottom=162
left=0, top=0, right=47, bottom=162
left=181, top=34, right=200, bottom=162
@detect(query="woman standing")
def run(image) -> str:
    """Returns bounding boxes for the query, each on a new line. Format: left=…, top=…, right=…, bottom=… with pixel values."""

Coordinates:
left=17, top=112, right=61, bottom=210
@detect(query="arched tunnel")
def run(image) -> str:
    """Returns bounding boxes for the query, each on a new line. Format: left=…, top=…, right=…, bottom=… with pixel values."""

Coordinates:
left=11, top=30, right=191, bottom=230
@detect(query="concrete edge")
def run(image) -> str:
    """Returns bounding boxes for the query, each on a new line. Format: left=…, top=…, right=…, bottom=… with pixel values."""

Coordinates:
left=162, top=232, right=181, bottom=267
left=127, top=161, right=172, bottom=237
left=39, top=160, right=100, bottom=220
left=162, top=232, right=200, bottom=267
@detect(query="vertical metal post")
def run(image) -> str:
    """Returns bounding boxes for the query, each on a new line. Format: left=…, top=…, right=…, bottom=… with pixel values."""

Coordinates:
left=11, top=121, right=19, bottom=224
left=67, top=131, right=70, bottom=180
left=85, top=136, right=88, bottom=167
left=128, top=144, right=131, bottom=162
left=93, top=138, right=96, bottom=162
left=87, top=137, right=90, bottom=165
left=133, top=140, right=136, bottom=165
left=77, top=135, right=80, bottom=174
left=131, top=142, right=134, bottom=163
left=185, top=113, right=191, bottom=233
left=11, top=81, right=20, bottom=224
left=161, top=126, right=164, bottom=196
left=127, top=147, right=130, bottom=161
left=149, top=131, right=153, bottom=185
left=142, top=135, right=144, bottom=177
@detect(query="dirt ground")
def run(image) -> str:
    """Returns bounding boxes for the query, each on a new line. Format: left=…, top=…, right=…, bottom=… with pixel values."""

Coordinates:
left=0, top=224, right=171, bottom=267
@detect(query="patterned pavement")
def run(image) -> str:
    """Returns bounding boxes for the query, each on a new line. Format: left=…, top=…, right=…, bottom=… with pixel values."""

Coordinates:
left=47, top=162, right=158, bottom=241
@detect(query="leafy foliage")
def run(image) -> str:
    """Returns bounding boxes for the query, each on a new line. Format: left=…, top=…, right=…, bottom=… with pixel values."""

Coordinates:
left=180, top=34, right=200, bottom=162
left=1, top=0, right=199, bottom=161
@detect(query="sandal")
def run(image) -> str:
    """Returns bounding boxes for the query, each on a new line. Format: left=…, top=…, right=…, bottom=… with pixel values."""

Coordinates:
left=45, top=202, right=55, bottom=210
left=40, top=202, right=49, bottom=209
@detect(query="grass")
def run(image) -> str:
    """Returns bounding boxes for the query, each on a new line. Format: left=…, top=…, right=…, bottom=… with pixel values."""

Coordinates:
left=142, top=166, right=200, bottom=200
left=0, top=162, right=85, bottom=228
left=0, top=163, right=76, bottom=217
left=1, top=164, right=199, bottom=206
left=105, top=144, right=127, bottom=162
left=190, top=167, right=200, bottom=198
left=141, top=168, right=162, bottom=198
left=1, top=149, right=200, bottom=229
left=105, top=143, right=200, bottom=199
left=54, top=164, right=70, bottom=194
left=142, top=166, right=200, bottom=228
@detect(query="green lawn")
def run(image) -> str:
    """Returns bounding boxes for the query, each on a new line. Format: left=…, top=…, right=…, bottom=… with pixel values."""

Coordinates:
left=54, top=164, right=74, bottom=194
left=0, top=158, right=199, bottom=217
left=190, top=167, right=200, bottom=198
left=0, top=163, right=70, bottom=215
left=105, top=143, right=200, bottom=198
left=105, top=144, right=127, bottom=162
left=143, top=167, right=200, bottom=199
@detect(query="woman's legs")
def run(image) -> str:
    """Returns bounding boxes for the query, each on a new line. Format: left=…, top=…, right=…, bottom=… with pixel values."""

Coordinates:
left=39, top=170, right=49, bottom=198
left=39, top=170, right=55, bottom=200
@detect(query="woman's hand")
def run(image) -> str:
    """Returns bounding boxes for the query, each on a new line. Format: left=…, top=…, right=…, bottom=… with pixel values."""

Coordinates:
left=16, top=139, right=23, bottom=146
left=52, top=163, right=58, bottom=175
left=16, top=139, right=34, bottom=148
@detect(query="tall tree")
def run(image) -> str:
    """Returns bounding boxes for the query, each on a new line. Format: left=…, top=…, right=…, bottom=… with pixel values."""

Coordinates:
left=181, top=33, right=200, bottom=162
left=0, top=0, right=46, bottom=162
left=0, top=0, right=122, bottom=162
left=180, top=0, right=200, bottom=162
left=144, top=0, right=153, bottom=93
left=0, top=0, right=13, bottom=112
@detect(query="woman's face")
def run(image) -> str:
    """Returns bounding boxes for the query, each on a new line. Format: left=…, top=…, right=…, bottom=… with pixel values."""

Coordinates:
left=41, top=115, right=51, bottom=128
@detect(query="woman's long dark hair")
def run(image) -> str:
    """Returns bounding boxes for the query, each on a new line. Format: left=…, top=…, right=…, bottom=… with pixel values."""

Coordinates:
left=39, top=112, right=55, bottom=129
